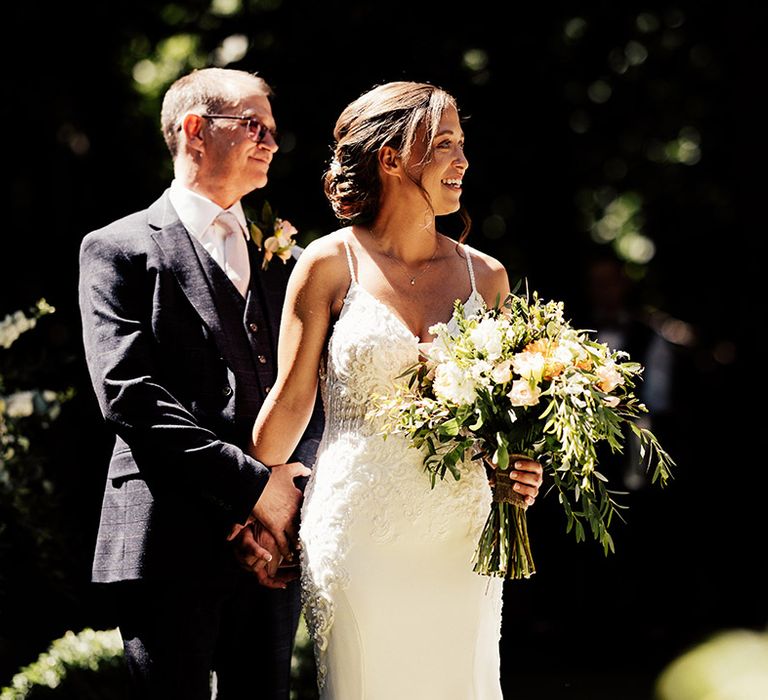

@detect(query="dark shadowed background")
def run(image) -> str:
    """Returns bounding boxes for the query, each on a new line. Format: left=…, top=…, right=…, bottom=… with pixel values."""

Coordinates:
left=4, top=1, right=767, bottom=697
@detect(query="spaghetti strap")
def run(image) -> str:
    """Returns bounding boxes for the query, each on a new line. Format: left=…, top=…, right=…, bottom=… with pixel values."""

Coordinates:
left=462, top=244, right=477, bottom=293
left=342, top=239, right=357, bottom=283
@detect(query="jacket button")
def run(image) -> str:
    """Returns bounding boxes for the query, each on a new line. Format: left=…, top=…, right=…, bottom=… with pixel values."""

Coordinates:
left=223, top=386, right=233, bottom=397
left=248, top=322, right=259, bottom=332
left=264, top=385, right=271, bottom=394
left=257, top=355, right=267, bottom=364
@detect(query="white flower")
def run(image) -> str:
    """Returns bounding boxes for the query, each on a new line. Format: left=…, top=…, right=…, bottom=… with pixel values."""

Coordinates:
left=507, top=380, right=541, bottom=407
left=562, top=373, right=590, bottom=407
left=603, top=395, right=620, bottom=407
left=491, top=359, right=513, bottom=384
left=470, top=359, right=493, bottom=384
left=511, top=351, right=545, bottom=382
left=0, top=311, right=36, bottom=349
left=262, top=217, right=298, bottom=269
left=468, top=318, right=504, bottom=360
left=595, top=362, right=624, bottom=393
left=5, top=390, right=35, bottom=418
left=433, top=361, right=477, bottom=405
left=551, top=342, right=575, bottom=365
left=422, top=323, right=453, bottom=362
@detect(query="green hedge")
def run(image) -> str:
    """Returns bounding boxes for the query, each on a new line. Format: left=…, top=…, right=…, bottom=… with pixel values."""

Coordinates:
left=2, top=617, right=319, bottom=699
left=0, top=629, right=127, bottom=700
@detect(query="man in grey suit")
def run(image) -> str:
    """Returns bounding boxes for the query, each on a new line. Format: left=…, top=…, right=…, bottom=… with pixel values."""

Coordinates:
left=78, top=68, right=323, bottom=699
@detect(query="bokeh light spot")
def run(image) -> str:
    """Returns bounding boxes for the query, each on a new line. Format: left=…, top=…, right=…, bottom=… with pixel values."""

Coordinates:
left=625, top=40, right=648, bottom=66
left=569, top=110, right=591, bottom=134
left=636, top=12, right=660, bottom=33
left=214, top=34, right=249, bottom=66
left=588, top=80, right=612, bottom=104
left=462, top=49, right=489, bottom=72
left=482, top=214, right=506, bottom=240
left=211, top=0, right=242, bottom=16
left=564, top=17, right=588, bottom=41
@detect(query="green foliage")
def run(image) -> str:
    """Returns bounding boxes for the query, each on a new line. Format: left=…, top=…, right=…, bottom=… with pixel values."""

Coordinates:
left=0, top=302, right=76, bottom=676
left=0, top=301, right=66, bottom=562
left=290, top=614, right=319, bottom=700
left=0, top=619, right=317, bottom=700
left=0, top=629, right=127, bottom=700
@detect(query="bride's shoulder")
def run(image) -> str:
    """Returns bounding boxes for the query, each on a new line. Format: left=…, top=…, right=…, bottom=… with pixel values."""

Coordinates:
left=460, top=243, right=507, bottom=280
left=461, top=243, right=504, bottom=271
left=292, top=227, right=354, bottom=289
left=301, top=227, right=349, bottom=264
left=459, top=242, right=510, bottom=301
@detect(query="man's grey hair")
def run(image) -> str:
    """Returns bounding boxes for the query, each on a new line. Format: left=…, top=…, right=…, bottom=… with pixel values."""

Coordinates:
left=160, top=68, right=272, bottom=158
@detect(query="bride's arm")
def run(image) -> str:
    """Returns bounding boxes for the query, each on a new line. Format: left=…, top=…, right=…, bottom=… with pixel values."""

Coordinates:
left=251, top=237, right=347, bottom=464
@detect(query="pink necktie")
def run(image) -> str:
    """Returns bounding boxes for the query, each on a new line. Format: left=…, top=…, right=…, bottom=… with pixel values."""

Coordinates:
left=213, top=211, right=250, bottom=297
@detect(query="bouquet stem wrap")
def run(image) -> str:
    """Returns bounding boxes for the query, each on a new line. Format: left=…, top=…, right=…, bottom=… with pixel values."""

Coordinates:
left=473, top=454, right=536, bottom=579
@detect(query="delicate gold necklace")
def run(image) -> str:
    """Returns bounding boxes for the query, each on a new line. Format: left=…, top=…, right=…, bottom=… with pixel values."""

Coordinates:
left=370, top=229, right=440, bottom=286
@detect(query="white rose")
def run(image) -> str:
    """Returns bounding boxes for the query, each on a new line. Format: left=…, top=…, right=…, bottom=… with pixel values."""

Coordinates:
left=507, top=380, right=541, bottom=407
left=595, top=363, right=624, bottom=393
left=511, top=351, right=545, bottom=382
left=551, top=343, right=574, bottom=365
left=433, top=361, right=477, bottom=405
left=491, top=359, right=513, bottom=384
left=469, top=318, right=503, bottom=360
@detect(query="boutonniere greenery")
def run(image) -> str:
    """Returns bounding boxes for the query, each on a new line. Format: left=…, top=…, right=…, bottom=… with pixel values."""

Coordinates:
left=247, top=200, right=298, bottom=271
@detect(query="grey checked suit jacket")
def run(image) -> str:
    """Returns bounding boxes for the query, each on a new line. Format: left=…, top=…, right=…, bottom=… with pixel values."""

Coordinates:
left=79, top=191, right=323, bottom=583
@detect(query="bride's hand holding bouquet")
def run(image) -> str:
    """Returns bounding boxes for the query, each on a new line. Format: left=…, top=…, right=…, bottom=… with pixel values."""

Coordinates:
left=375, top=287, right=674, bottom=580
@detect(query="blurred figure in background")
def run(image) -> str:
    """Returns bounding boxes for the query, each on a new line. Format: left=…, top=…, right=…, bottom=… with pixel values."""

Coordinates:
left=584, top=252, right=675, bottom=489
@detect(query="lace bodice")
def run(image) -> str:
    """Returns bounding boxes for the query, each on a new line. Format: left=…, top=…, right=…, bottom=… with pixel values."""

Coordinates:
left=321, top=240, right=485, bottom=436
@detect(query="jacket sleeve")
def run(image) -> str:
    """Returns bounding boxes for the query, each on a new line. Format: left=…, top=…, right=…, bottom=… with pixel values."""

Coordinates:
left=78, top=230, right=269, bottom=524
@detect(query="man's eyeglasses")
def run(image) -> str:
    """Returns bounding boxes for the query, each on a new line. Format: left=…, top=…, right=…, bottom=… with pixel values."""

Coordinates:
left=202, top=114, right=277, bottom=145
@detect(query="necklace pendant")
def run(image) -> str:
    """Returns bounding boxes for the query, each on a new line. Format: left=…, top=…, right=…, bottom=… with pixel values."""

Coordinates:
left=410, top=279, right=416, bottom=285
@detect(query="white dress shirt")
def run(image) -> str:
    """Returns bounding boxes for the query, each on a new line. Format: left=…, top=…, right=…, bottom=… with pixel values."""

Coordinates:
left=168, top=180, right=251, bottom=296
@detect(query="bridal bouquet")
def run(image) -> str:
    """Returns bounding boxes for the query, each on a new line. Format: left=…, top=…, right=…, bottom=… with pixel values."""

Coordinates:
left=375, top=290, right=674, bottom=580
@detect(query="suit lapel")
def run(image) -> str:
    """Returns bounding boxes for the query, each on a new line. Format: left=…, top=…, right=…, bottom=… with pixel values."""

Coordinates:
left=148, top=192, right=248, bottom=372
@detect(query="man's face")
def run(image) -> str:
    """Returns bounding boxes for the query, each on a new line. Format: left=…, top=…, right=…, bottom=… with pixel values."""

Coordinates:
left=202, top=92, right=278, bottom=198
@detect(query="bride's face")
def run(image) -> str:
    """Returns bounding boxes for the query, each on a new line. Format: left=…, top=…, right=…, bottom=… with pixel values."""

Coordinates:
left=407, top=106, right=468, bottom=216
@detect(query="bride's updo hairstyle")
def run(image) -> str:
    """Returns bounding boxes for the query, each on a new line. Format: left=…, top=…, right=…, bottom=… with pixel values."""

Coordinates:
left=324, top=81, right=467, bottom=232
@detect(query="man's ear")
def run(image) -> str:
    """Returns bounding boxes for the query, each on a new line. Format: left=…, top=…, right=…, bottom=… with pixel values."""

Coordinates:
left=181, top=114, right=206, bottom=155
left=378, top=146, right=401, bottom=178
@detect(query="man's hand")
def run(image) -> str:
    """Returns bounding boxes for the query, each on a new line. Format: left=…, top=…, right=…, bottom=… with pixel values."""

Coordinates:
left=251, top=461, right=310, bottom=560
left=509, top=459, right=544, bottom=506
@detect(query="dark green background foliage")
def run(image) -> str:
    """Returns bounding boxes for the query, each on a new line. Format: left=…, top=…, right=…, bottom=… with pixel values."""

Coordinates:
left=4, top=1, right=766, bottom=697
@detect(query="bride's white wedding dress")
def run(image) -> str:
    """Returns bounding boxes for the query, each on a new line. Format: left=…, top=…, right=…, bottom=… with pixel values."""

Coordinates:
left=300, top=240, right=504, bottom=699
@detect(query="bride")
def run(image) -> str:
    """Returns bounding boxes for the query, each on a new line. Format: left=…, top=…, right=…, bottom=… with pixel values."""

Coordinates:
left=251, top=81, right=543, bottom=698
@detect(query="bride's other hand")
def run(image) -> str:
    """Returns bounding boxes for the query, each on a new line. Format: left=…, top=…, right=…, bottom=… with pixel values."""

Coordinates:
left=231, top=522, right=272, bottom=573
left=510, top=459, right=544, bottom=507
left=232, top=523, right=298, bottom=589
